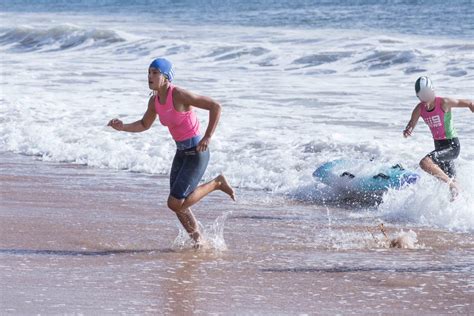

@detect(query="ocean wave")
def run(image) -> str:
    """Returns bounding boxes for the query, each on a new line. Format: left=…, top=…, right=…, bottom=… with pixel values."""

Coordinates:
left=1, top=15, right=473, bottom=234
left=378, top=166, right=474, bottom=232
left=2, top=1, right=473, bottom=39
left=301, top=140, right=381, bottom=157
left=112, top=39, right=159, bottom=56
left=292, top=52, right=352, bottom=67
left=429, top=43, right=474, bottom=52
left=202, top=46, right=243, bottom=58
left=403, top=66, right=427, bottom=74
left=443, top=67, right=468, bottom=77
left=213, top=47, right=271, bottom=61
left=288, top=161, right=474, bottom=232
left=165, top=44, right=192, bottom=55
left=354, top=49, right=424, bottom=70
left=0, top=25, right=125, bottom=52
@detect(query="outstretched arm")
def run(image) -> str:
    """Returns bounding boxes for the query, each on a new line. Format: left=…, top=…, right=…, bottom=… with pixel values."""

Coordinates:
left=403, top=104, right=421, bottom=138
left=108, top=97, right=156, bottom=132
left=442, top=97, right=474, bottom=112
left=173, top=87, right=221, bottom=152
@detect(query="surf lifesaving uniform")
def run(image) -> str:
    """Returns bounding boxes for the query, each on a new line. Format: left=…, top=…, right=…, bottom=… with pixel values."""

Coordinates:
left=155, top=85, right=209, bottom=199
left=420, top=97, right=460, bottom=177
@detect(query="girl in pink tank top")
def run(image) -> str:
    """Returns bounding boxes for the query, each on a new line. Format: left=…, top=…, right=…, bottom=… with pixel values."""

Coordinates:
left=154, top=84, right=201, bottom=142
left=403, top=76, right=473, bottom=200
left=108, top=58, right=235, bottom=247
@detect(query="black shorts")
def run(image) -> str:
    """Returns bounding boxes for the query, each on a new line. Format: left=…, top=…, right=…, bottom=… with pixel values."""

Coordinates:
left=169, top=147, right=210, bottom=199
left=426, top=137, right=460, bottom=178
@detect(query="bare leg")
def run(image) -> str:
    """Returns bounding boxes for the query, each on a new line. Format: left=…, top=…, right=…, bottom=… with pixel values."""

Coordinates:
left=169, top=174, right=235, bottom=211
left=175, top=208, right=201, bottom=242
left=168, top=175, right=235, bottom=244
left=185, top=174, right=235, bottom=206
left=419, top=157, right=458, bottom=199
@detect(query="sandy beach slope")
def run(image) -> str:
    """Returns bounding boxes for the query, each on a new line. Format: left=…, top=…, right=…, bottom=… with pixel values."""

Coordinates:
left=1, top=152, right=473, bottom=314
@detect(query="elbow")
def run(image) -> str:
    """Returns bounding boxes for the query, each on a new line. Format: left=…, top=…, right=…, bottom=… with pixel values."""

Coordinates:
left=213, top=102, right=222, bottom=115
left=140, top=119, right=151, bottom=131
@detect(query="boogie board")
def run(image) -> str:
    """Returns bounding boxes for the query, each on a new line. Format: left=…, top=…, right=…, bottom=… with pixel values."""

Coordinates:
left=313, top=159, right=419, bottom=193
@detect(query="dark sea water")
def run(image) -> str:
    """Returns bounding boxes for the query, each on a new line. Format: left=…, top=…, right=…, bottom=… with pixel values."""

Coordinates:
left=2, top=0, right=473, bottom=38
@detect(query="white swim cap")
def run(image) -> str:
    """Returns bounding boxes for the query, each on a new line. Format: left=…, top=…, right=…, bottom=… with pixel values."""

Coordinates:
left=415, top=76, right=435, bottom=103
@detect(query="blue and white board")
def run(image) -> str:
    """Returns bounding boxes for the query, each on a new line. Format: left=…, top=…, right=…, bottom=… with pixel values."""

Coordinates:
left=313, top=159, right=419, bottom=193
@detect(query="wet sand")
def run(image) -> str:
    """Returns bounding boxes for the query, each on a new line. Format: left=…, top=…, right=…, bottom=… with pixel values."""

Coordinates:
left=1, top=152, right=473, bottom=315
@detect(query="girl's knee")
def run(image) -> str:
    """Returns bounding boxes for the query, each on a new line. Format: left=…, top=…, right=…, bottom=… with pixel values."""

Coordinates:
left=167, top=196, right=184, bottom=213
left=419, top=156, right=432, bottom=169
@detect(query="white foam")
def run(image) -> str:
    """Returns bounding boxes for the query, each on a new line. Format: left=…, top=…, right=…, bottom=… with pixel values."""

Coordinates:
left=317, top=227, right=423, bottom=250
left=1, top=13, right=473, bottom=230
left=379, top=163, right=474, bottom=231
left=171, top=212, right=230, bottom=252
left=389, top=229, right=422, bottom=249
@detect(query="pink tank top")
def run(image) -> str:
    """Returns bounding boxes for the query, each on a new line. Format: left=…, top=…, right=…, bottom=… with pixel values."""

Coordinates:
left=420, top=97, right=457, bottom=140
left=154, top=85, right=201, bottom=141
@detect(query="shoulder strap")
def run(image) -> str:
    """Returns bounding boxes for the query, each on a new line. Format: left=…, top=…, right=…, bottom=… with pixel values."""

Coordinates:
left=166, top=85, right=175, bottom=106
left=435, top=96, right=449, bottom=113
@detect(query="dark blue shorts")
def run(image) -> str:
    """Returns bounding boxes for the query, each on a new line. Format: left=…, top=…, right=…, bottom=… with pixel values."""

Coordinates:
left=169, top=146, right=210, bottom=199
left=427, top=137, right=460, bottom=178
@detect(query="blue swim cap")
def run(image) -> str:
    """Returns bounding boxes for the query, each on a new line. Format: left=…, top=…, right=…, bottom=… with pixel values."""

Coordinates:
left=149, top=58, right=174, bottom=82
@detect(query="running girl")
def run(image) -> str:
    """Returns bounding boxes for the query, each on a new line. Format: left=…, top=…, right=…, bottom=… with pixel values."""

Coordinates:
left=403, top=76, right=473, bottom=199
left=108, top=58, right=235, bottom=246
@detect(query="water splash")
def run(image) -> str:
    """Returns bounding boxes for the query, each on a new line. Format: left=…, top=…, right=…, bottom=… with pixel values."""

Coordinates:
left=388, top=229, right=422, bottom=249
left=171, top=212, right=231, bottom=252
left=319, top=225, right=423, bottom=250
left=379, top=166, right=474, bottom=232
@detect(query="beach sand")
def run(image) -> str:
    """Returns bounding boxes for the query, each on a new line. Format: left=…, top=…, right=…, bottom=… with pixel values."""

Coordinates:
left=1, top=152, right=473, bottom=314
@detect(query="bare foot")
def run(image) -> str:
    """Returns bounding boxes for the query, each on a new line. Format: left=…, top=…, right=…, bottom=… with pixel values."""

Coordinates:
left=449, top=181, right=459, bottom=201
left=189, top=231, right=206, bottom=249
left=189, top=230, right=201, bottom=242
left=216, top=174, right=236, bottom=201
left=193, top=238, right=206, bottom=250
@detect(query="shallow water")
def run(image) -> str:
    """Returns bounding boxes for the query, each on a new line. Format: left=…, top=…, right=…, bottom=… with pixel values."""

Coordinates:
left=1, top=152, right=473, bottom=314
left=1, top=9, right=473, bottom=231
left=1, top=2, right=473, bottom=313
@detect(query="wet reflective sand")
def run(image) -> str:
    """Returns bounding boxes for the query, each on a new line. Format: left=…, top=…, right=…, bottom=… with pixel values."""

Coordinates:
left=1, top=152, right=473, bottom=314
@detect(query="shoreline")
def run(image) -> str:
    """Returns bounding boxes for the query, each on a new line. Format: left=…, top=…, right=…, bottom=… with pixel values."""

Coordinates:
left=1, top=151, right=473, bottom=314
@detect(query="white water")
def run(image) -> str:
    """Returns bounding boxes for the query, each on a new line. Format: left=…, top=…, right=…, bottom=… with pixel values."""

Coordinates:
left=1, top=13, right=473, bottom=230
left=171, top=212, right=231, bottom=251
